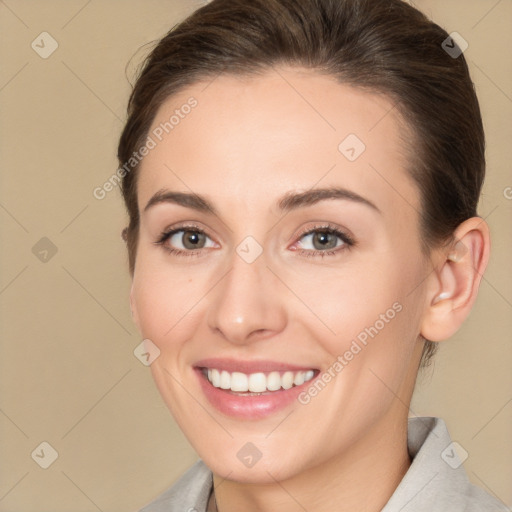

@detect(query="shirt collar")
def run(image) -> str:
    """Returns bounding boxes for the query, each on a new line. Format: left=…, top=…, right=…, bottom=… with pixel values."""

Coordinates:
left=169, top=416, right=484, bottom=512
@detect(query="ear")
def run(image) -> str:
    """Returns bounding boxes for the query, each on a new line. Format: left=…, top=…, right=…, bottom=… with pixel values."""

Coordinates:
left=420, top=217, right=490, bottom=342
left=130, top=281, right=141, bottom=333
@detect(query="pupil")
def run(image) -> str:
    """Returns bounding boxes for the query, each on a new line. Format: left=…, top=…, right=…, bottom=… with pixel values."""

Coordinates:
left=314, top=231, right=335, bottom=250
left=183, top=230, right=204, bottom=249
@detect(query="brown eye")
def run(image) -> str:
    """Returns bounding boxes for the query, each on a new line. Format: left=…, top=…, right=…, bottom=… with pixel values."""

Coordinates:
left=311, top=231, right=338, bottom=250
left=181, top=230, right=207, bottom=249
left=156, top=226, right=217, bottom=255
left=297, top=228, right=351, bottom=253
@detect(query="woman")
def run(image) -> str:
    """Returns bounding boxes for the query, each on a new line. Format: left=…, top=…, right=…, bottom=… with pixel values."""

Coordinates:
left=118, top=0, right=507, bottom=510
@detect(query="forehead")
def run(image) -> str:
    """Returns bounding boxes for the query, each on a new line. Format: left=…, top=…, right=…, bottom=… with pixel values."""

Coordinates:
left=136, top=67, right=419, bottom=218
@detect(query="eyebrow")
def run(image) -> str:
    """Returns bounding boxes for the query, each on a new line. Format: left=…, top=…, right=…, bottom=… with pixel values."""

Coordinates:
left=143, top=187, right=380, bottom=215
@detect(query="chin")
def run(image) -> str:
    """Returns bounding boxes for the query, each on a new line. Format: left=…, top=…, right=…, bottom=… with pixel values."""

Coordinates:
left=197, top=440, right=313, bottom=484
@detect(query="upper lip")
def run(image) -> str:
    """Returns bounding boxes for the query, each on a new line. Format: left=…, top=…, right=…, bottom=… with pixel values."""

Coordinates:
left=194, top=358, right=317, bottom=374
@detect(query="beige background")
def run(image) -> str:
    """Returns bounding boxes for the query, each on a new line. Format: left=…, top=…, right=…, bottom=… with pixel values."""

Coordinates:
left=0, top=1, right=510, bottom=510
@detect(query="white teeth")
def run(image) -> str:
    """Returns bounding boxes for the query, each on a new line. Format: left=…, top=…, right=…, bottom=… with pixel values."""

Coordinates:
left=231, top=372, right=249, bottom=392
left=267, top=371, right=281, bottom=391
left=220, top=370, right=231, bottom=390
left=210, top=369, right=220, bottom=387
left=205, top=368, right=315, bottom=393
left=248, top=373, right=267, bottom=392
left=281, top=371, right=294, bottom=389
left=293, top=371, right=305, bottom=386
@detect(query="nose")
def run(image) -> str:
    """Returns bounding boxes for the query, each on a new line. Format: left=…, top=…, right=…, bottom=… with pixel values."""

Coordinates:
left=206, top=247, right=287, bottom=345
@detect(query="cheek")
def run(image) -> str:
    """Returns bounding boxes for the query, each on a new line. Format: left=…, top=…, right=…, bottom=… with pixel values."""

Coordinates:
left=291, top=259, right=411, bottom=343
left=131, top=262, right=209, bottom=357
left=133, top=244, right=423, bottom=355
left=299, top=252, right=424, bottom=390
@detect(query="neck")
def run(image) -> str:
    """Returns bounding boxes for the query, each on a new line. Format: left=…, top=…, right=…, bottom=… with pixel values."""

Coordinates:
left=212, top=410, right=412, bottom=512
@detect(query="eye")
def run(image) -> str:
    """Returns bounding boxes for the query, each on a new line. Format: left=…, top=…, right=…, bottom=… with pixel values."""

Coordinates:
left=292, top=224, right=355, bottom=257
left=168, top=229, right=215, bottom=250
left=300, top=230, right=341, bottom=251
left=154, top=224, right=217, bottom=257
left=154, top=222, right=355, bottom=259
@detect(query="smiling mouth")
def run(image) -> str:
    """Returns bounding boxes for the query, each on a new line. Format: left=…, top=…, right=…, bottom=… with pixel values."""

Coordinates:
left=200, top=368, right=317, bottom=395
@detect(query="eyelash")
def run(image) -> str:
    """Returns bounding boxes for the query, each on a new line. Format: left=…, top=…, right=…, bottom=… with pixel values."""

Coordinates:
left=153, top=222, right=355, bottom=259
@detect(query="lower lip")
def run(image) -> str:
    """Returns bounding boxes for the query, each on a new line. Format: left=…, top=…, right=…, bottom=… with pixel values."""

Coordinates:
left=195, top=369, right=315, bottom=420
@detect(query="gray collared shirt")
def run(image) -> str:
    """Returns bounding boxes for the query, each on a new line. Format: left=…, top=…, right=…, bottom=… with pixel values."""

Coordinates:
left=138, top=417, right=509, bottom=511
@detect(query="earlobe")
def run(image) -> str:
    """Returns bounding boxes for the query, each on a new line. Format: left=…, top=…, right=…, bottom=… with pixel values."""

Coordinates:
left=428, top=240, right=468, bottom=306
left=420, top=217, right=490, bottom=342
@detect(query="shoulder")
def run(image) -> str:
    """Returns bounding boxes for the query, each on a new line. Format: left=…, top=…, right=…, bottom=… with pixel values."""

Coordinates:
left=382, top=417, right=509, bottom=512
left=138, top=460, right=212, bottom=512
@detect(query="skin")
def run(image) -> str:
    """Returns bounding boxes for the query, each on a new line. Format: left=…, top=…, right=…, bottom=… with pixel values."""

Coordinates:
left=129, top=67, right=490, bottom=511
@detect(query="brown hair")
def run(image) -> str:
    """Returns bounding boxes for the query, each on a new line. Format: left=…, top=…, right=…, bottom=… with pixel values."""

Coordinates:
left=118, top=0, right=485, bottom=368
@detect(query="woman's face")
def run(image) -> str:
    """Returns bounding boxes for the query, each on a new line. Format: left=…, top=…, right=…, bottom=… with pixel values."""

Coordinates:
left=130, top=68, right=430, bottom=482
